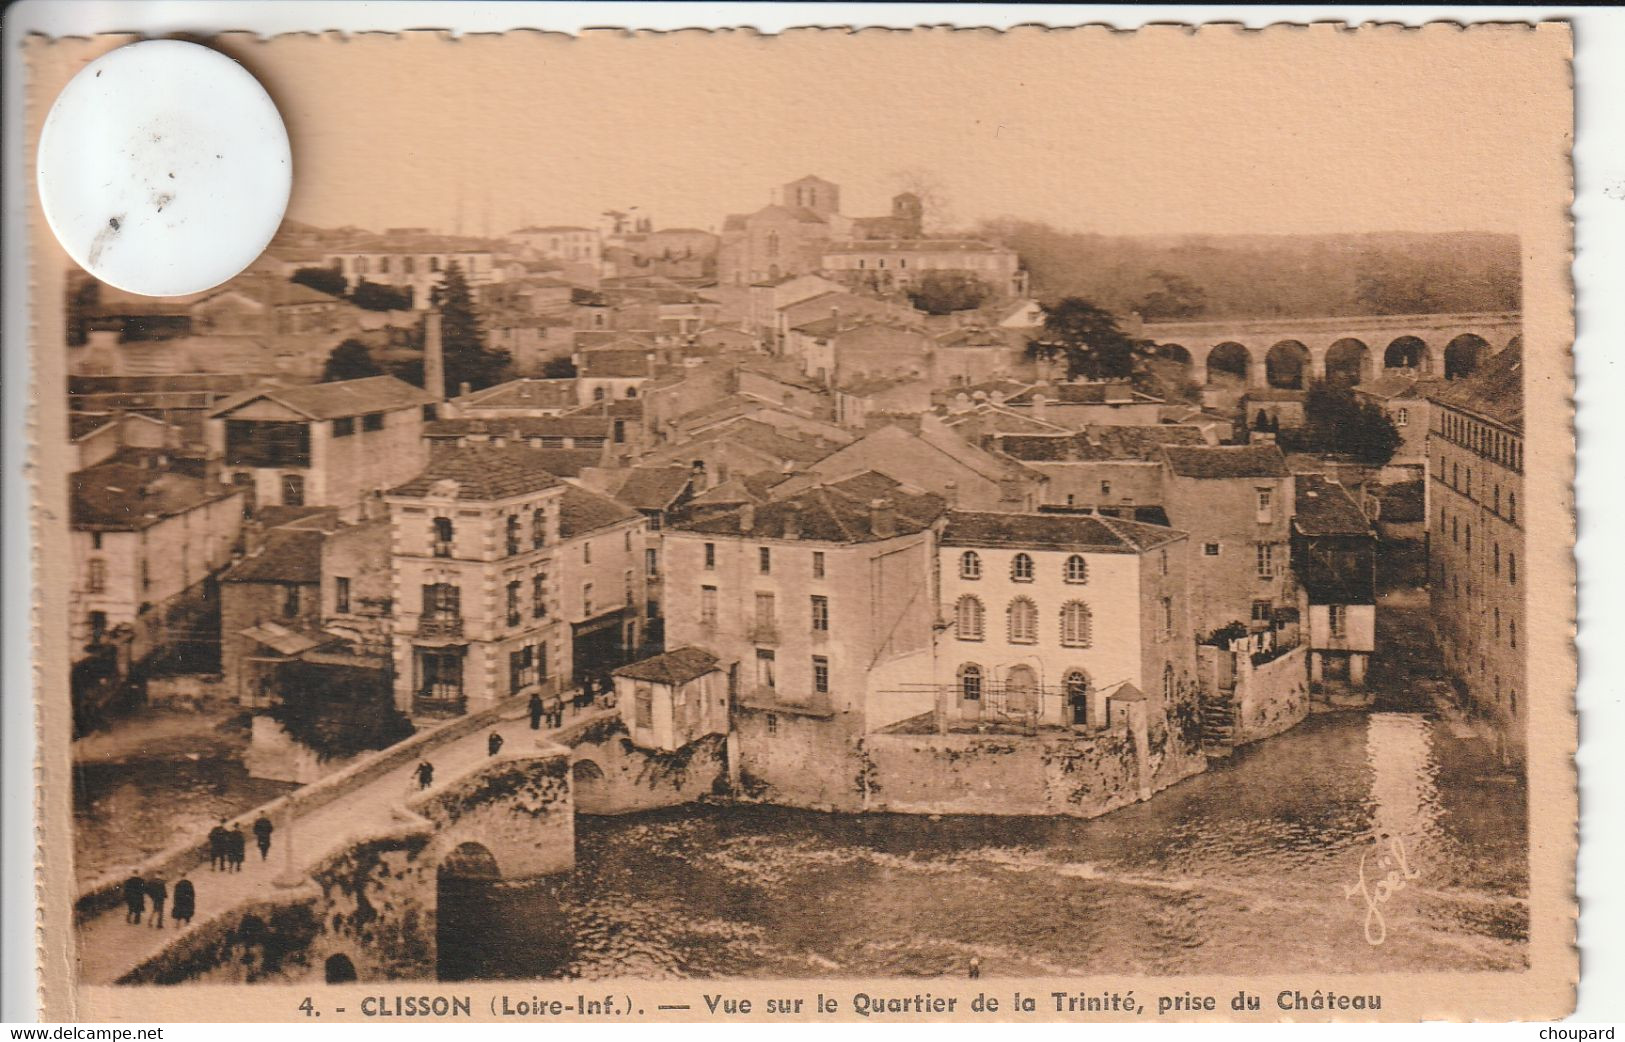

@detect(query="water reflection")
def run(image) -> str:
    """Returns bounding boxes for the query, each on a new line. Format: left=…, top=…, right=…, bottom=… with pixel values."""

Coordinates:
left=466, top=711, right=1526, bottom=980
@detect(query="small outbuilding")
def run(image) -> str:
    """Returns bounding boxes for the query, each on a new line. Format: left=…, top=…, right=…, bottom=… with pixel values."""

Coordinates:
left=612, top=646, right=727, bottom=752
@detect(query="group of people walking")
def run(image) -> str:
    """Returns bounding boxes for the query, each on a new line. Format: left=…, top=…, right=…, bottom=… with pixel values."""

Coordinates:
left=123, top=872, right=193, bottom=929
left=207, top=814, right=274, bottom=871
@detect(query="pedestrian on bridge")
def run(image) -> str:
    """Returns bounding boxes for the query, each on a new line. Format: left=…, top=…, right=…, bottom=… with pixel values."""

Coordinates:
left=171, top=877, right=195, bottom=927
left=122, top=871, right=146, bottom=924
left=488, top=731, right=504, bottom=757
left=146, top=875, right=167, bottom=929
left=207, top=820, right=228, bottom=871
left=546, top=696, right=563, bottom=729
left=227, top=823, right=246, bottom=872
left=529, top=692, right=544, bottom=731
left=253, top=813, right=274, bottom=860
left=416, top=760, right=435, bottom=790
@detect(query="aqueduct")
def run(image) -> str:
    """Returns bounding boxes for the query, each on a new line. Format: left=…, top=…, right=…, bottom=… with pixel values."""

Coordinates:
left=1142, top=311, right=1521, bottom=389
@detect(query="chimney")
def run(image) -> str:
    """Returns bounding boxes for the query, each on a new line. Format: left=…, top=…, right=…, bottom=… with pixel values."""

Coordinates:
left=869, top=498, right=897, bottom=539
left=943, top=480, right=959, bottom=508
left=459, top=381, right=472, bottom=397
left=423, top=309, right=445, bottom=398
left=1031, top=392, right=1047, bottom=419
left=739, top=503, right=756, bottom=533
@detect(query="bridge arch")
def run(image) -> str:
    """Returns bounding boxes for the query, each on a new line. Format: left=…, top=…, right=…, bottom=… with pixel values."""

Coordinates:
left=1324, top=338, right=1372, bottom=386
left=1265, top=340, right=1310, bottom=389
left=1383, top=335, right=1428, bottom=371
left=324, top=953, right=358, bottom=983
left=1444, top=334, right=1491, bottom=379
left=1206, top=342, right=1251, bottom=385
left=440, top=840, right=501, bottom=880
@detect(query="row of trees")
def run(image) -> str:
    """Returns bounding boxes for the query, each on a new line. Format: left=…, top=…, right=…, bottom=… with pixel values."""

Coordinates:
left=293, top=266, right=413, bottom=312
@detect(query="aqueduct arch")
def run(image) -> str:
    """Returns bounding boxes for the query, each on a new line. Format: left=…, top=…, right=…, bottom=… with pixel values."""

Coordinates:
left=1142, top=312, right=1521, bottom=389
left=1264, top=341, right=1310, bottom=389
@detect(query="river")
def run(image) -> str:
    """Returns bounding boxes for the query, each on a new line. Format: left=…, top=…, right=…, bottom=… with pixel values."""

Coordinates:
left=451, top=709, right=1527, bottom=981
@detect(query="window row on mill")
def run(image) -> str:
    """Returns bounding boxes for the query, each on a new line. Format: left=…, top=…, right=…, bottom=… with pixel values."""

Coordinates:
left=955, top=595, right=1095, bottom=646
left=958, top=550, right=1090, bottom=584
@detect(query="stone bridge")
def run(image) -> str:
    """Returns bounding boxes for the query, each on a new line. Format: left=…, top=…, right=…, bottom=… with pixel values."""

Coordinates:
left=1140, top=311, right=1522, bottom=388
left=72, top=696, right=605, bottom=986
left=72, top=696, right=730, bottom=986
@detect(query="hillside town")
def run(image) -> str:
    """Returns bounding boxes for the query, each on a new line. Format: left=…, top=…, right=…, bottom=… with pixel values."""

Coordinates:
left=67, top=174, right=1524, bottom=868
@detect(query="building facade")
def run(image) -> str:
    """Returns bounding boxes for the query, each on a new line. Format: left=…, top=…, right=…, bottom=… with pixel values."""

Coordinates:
left=935, top=511, right=1195, bottom=730
left=1426, top=345, right=1524, bottom=762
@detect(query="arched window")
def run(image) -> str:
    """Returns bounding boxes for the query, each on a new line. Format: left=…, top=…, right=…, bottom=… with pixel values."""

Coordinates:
left=593, top=386, right=607, bottom=401
left=1010, top=553, right=1035, bottom=582
left=1007, top=597, right=1038, bottom=644
left=955, top=595, right=985, bottom=641
left=626, top=386, right=638, bottom=399
left=960, top=551, right=982, bottom=579
left=958, top=663, right=983, bottom=701
left=1064, top=554, right=1089, bottom=584
left=432, top=516, right=454, bottom=557
left=1059, top=600, right=1093, bottom=647
left=1163, top=663, right=1175, bottom=702
left=1064, top=669, right=1090, bottom=726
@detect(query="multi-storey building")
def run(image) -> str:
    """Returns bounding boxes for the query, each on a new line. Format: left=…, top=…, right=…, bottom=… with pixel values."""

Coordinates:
left=507, top=225, right=602, bottom=267
left=70, top=460, right=245, bottom=665
left=1160, top=444, right=1297, bottom=639
left=934, top=511, right=1195, bottom=730
left=321, top=231, right=501, bottom=310
left=663, top=472, right=944, bottom=803
left=207, top=376, right=437, bottom=519
left=1426, top=344, right=1524, bottom=762
left=383, top=446, right=571, bottom=719
left=1291, top=474, right=1378, bottom=688
left=819, top=238, right=1026, bottom=298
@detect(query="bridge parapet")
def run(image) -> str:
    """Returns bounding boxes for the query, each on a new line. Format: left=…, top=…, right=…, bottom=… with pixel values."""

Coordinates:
left=410, top=746, right=575, bottom=881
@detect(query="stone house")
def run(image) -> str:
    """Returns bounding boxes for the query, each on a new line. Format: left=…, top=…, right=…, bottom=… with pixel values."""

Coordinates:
left=613, top=647, right=727, bottom=754
left=934, top=510, right=1196, bottom=731
left=206, top=375, right=437, bottom=518
left=1159, top=444, right=1298, bottom=639
left=1291, top=475, right=1378, bottom=688
left=999, top=381, right=1166, bottom=429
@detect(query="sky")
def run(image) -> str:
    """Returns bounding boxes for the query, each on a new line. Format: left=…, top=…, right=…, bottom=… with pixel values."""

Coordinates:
left=190, top=26, right=1569, bottom=239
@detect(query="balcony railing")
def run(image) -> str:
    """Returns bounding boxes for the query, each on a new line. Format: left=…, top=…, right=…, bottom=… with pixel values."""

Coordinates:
left=415, top=615, right=465, bottom=642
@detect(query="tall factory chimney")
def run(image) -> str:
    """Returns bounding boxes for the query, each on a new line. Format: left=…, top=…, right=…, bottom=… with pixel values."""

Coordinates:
left=424, top=309, right=446, bottom=399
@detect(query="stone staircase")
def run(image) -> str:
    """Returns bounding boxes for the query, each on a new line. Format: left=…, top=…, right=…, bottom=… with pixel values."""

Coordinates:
left=1200, top=695, right=1238, bottom=756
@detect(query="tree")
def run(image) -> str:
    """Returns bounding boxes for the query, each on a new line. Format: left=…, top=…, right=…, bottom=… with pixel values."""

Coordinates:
left=430, top=262, right=511, bottom=396
left=1303, top=382, right=1402, bottom=465
left=541, top=356, right=578, bottom=379
left=290, top=266, right=348, bottom=298
left=321, top=338, right=383, bottom=382
left=906, top=271, right=992, bottom=315
left=1026, top=297, right=1140, bottom=381
left=350, top=279, right=413, bottom=312
left=1137, top=269, right=1207, bottom=321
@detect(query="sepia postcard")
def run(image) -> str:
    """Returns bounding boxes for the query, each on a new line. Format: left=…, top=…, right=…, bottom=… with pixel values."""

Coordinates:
left=28, top=22, right=1576, bottom=1023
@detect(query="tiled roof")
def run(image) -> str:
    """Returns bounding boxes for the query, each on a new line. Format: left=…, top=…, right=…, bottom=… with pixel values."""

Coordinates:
left=1355, top=373, right=1424, bottom=400
left=677, top=471, right=944, bottom=543
left=452, top=378, right=578, bottom=410
left=579, top=349, right=653, bottom=378
left=558, top=484, right=642, bottom=539
left=1292, top=474, right=1374, bottom=537
left=426, top=416, right=610, bottom=440
left=222, top=529, right=325, bottom=584
left=1004, top=381, right=1161, bottom=407
left=1000, top=425, right=1207, bottom=463
left=209, top=376, right=436, bottom=420
left=388, top=446, right=564, bottom=501
left=822, top=239, right=1010, bottom=254
left=1425, top=343, right=1522, bottom=432
left=686, top=473, right=781, bottom=508
left=613, top=646, right=720, bottom=686
left=1163, top=444, right=1290, bottom=479
left=1378, top=480, right=1425, bottom=523
left=940, top=510, right=1184, bottom=553
left=71, top=464, right=240, bottom=531
left=612, top=467, right=692, bottom=511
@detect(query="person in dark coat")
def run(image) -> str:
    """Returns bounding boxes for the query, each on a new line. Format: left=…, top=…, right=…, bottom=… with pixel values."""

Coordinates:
left=529, top=692, right=544, bottom=731
left=208, top=820, right=229, bottom=871
left=253, top=813, right=274, bottom=860
left=488, top=731, right=504, bottom=757
left=227, top=823, right=247, bottom=872
left=123, top=871, right=146, bottom=924
left=171, top=876, right=195, bottom=927
left=146, top=875, right=167, bottom=928
left=415, top=761, right=434, bottom=790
